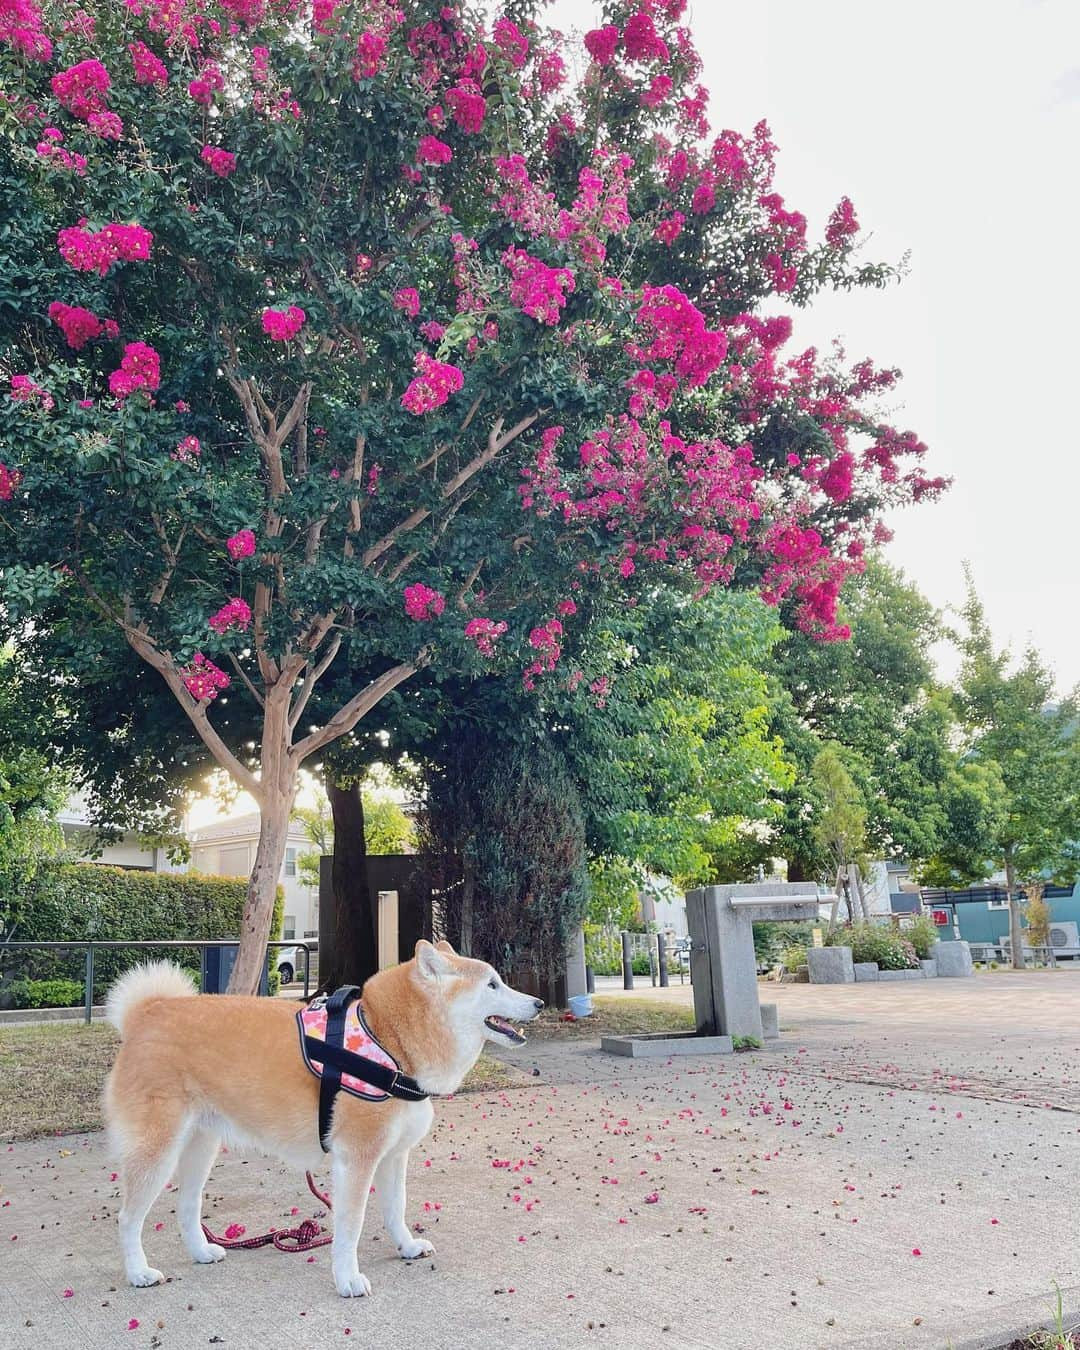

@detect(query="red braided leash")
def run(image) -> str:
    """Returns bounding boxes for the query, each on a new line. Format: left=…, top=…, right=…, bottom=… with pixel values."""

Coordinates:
left=201, top=1171, right=334, bottom=1253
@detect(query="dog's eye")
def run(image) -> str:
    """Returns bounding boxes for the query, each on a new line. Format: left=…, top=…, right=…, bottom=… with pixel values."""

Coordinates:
left=488, top=978, right=498, bottom=990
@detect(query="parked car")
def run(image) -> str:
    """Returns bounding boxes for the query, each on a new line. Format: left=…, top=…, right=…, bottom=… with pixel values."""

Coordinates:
left=276, top=947, right=298, bottom=984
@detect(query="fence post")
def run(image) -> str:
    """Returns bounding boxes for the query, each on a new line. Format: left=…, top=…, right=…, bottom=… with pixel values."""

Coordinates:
left=585, top=964, right=595, bottom=994
left=621, top=931, right=634, bottom=990
left=649, top=934, right=658, bottom=986
left=84, top=945, right=94, bottom=1025
left=657, top=932, right=669, bottom=987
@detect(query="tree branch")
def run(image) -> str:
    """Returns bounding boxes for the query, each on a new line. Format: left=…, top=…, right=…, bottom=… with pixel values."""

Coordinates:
left=290, top=657, right=424, bottom=764
left=288, top=632, right=342, bottom=733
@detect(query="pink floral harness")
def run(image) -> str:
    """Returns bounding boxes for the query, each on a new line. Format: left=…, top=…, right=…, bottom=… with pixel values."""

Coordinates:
left=296, top=997, right=398, bottom=1101
left=296, top=986, right=429, bottom=1151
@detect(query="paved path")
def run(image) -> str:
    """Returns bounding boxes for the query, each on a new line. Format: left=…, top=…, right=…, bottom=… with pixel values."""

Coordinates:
left=2, top=973, right=1079, bottom=1349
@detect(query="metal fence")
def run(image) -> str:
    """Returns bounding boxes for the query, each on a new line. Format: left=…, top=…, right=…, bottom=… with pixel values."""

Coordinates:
left=0, top=939, right=316, bottom=1023
left=584, top=928, right=690, bottom=987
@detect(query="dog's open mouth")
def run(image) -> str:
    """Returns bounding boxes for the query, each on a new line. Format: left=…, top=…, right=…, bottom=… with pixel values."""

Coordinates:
left=484, top=1015, right=527, bottom=1045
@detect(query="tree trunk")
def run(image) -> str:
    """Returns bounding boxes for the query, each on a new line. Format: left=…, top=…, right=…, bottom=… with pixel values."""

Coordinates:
left=227, top=782, right=294, bottom=994
left=319, top=776, right=378, bottom=990
left=850, top=863, right=870, bottom=922
left=228, top=690, right=296, bottom=995
left=1005, top=854, right=1025, bottom=970
left=460, top=852, right=475, bottom=957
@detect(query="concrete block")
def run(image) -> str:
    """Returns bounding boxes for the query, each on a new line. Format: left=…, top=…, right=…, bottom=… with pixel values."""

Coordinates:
left=807, top=945, right=854, bottom=984
left=877, top=968, right=923, bottom=981
left=760, top=1003, right=779, bottom=1039
left=919, top=959, right=938, bottom=978
left=853, top=962, right=880, bottom=982
left=934, top=940, right=974, bottom=978
left=601, top=1031, right=733, bottom=1058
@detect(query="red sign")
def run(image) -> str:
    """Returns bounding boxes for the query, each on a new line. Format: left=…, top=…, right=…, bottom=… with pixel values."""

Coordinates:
left=932, top=909, right=950, bottom=926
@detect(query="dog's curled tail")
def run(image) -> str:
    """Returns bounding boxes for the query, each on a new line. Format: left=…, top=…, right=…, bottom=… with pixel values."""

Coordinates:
left=105, top=960, right=196, bottom=1036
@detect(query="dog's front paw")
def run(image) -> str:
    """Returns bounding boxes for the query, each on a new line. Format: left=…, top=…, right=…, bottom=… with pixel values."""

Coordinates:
left=128, top=1266, right=165, bottom=1288
left=335, top=1271, right=372, bottom=1298
left=192, top=1242, right=226, bottom=1264
left=398, top=1238, right=435, bottom=1260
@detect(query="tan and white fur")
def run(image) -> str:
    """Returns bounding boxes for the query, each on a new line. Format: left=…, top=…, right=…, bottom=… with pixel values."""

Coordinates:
left=103, top=940, right=542, bottom=1297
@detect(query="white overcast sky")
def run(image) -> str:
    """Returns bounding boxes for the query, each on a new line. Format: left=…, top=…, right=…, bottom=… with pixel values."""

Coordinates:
left=553, top=0, right=1080, bottom=694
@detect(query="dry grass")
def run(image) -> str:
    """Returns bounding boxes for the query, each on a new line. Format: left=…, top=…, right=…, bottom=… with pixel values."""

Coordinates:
left=526, top=995, right=695, bottom=1041
left=0, top=1021, right=120, bottom=1142
left=0, top=1020, right=532, bottom=1143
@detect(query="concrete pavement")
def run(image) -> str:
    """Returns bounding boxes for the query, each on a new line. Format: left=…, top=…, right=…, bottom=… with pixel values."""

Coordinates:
left=2, top=972, right=1078, bottom=1349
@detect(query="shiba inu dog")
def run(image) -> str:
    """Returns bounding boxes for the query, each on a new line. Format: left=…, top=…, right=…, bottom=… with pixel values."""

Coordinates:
left=103, top=940, right=542, bottom=1297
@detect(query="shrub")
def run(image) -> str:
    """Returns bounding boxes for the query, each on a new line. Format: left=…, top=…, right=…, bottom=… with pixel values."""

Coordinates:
left=826, top=923, right=919, bottom=971
left=0, top=863, right=282, bottom=996
left=1, top=977, right=84, bottom=1009
left=780, top=944, right=809, bottom=974
left=904, top=914, right=939, bottom=959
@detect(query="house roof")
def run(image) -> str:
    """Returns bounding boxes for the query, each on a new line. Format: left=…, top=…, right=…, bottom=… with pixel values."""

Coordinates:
left=189, top=811, right=309, bottom=846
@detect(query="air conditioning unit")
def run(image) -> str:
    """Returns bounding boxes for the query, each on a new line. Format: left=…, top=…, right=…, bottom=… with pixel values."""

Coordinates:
left=1048, top=921, right=1079, bottom=950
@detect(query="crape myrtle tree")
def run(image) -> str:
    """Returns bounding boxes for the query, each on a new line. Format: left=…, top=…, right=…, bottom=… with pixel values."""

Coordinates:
left=0, top=0, right=944, bottom=992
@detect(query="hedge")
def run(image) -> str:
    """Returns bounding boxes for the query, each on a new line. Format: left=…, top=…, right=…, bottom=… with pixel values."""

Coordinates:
left=0, top=862, right=283, bottom=1006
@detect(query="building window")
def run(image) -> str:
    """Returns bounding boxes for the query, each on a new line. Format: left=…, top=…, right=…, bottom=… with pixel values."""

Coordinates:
left=987, top=898, right=1009, bottom=910
left=283, top=915, right=296, bottom=940
left=285, top=847, right=297, bottom=878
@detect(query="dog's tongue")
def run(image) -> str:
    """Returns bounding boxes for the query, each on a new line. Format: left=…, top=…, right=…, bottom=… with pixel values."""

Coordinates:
left=486, top=1015, right=527, bottom=1045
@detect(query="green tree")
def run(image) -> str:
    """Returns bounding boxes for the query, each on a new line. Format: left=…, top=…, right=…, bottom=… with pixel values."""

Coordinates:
left=294, top=785, right=414, bottom=890
left=0, top=1, right=939, bottom=990
left=809, top=742, right=868, bottom=921
left=940, top=573, right=1080, bottom=968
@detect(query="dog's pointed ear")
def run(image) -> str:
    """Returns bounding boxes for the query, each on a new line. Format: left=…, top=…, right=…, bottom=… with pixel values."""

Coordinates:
left=435, top=939, right=456, bottom=955
left=415, top=939, right=451, bottom=980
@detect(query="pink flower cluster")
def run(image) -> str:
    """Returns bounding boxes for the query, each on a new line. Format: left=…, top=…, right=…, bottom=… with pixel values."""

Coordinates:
left=400, top=352, right=464, bottom=414
left=10, top=374, right=54, bottom=410
left=502, top=247, right=575, bottom=325
left=522, top=619, right=563, bottom=690
left=35, top=127, right=86, bottom=176
left=201, top=145, right=237, bottom=177
left=445, top=79, right=484, bottom=133
left=1, top=0, right=53, bottom=61
left=227, top=529, right=256, bottom=561
left=108, top=342, right=161, bottom=398
left=416, top=134, right=452, bottom=166
left=188, top=62, right=224, bottom=106
left=57, top=221, right=153, bottom=276
left=826, top=196, right=859, bottom=247
left=404, top=583, right=445, bottom=621
left=261, top=306, right=305, bottom=340
left=654, top=211, right=684, bottom=245
left=173, top=435, right=201, bottom=464
left=584, top=24, right=619, bottom=65
left=393, top=288, right=420, bottom=318
left=355, top=31, right=387, bottom=78
left=623, top=11, right=669, bottom=64
left=182, top=653, right=230, bottom=702
left=51, top=58, right=110, bottom=119
left=630, top=285, right=727, bottom=388
left=464, top=617, right=508, bottom=657
left=47, top=301, right=118, bottom=350
left=492, top=16, right=529, bottom=68
left=129, top=41, right=168, bottom=88
left=209, top=597, right=252, bottom=634
left=0, top=463, right=20, bottom=500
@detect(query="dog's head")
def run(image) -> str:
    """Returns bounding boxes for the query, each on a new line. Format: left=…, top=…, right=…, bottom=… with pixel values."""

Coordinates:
left=413, top=939, right=544, bottom=1048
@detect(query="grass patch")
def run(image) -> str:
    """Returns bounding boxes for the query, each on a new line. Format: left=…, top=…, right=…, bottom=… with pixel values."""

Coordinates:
left=0, top=1021, right=530, bottom=1143
left=526, top=995, right=695, bottom=1041
left=0, top=1021, right=119, bottom=1142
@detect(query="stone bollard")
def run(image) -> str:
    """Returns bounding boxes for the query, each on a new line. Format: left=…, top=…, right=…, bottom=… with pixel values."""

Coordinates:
left=807, top=945, right=855, bottom=984
left=934, top=940, right=974, bottom=978
left=760, top=1003, right=779, bottom=1039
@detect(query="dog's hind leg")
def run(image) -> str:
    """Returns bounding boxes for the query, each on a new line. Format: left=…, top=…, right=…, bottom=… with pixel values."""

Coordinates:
left=375, top=1147, right=435, bottom=1260
left=115, top=1113, right=190, bottom=1287
left=330, top=1147, right=379, bottom=1297
left=175, top=1127, right=225, bottom=1266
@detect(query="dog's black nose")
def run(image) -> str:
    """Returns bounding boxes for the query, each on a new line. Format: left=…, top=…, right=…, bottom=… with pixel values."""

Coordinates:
left=533, top=998, right=544, bottom=1011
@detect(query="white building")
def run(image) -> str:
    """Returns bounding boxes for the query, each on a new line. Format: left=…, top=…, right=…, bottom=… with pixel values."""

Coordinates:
left=188, top=812, right=319, bottom=940
left=58, top=793, right=182, bottom=873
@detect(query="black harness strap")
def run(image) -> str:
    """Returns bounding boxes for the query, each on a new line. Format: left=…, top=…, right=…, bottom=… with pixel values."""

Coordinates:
left=309, top=985, right=429, bottom=1152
